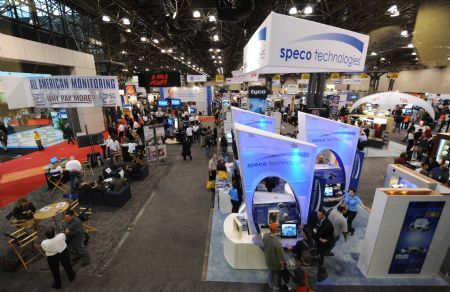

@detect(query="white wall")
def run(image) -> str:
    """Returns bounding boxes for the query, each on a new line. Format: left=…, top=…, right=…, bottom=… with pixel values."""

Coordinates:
left=0, top=33, right=104, bottom=134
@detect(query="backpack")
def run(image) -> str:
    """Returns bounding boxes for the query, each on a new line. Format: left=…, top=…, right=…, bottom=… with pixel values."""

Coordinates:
left=300, top=240, right=320, bottom=266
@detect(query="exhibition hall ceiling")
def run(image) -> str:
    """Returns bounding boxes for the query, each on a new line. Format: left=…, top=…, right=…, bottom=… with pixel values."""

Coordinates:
left=3, top=0, right=449, bottom=75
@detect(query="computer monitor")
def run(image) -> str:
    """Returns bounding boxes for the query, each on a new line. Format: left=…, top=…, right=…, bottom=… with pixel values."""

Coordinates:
left=50, top=157, right=57, bottom=164
left=324, top=186, right=334, bottom=197
left=170, top=99, right=181, bottom=106
left=157, top=100, right=169, bottom=107
left=280, top=223, right=297, bottom=238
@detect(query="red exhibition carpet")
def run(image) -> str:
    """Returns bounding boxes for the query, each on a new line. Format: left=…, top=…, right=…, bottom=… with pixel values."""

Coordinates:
left=0, top=142, right=100, bottom=208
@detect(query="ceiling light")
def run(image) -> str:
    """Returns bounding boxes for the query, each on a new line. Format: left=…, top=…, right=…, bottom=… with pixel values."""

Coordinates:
left=448, top=57, right=450, bottom=60
left=289, top=7, right=298, bottom=15
left=304, top=6, right=313, bottom=15
left=172, top=11, right=177, bottom=19
left=168, top=49, right=173, bottom=53
left=209, top=48, right=213, bottom=52
left=219, top=61, right=222, bottom=64
left=161, top=49, right=166, bottom=53
left=125, top=28, right=131, bottom=33
left=122, top=18, right=130, bottom=25
left=411, top=52, right=417, bottom=55
left=407, top=43, right=414, bottom=48
left=188, top=61, right=191, bottom=64
left=216, top=49, right=221, bottom=52
left=134, top=66, right=137, bottom=69
left=102, top=15, right=111, bottom=22
left=180, top=57, right=184, bottom=60
left=140, top=36, right=147, bottom=42
left=387, top=5, right=400, bottom=17
left=415, top=57, right=420, bottom=61
left=209, top=15, right=216, bottom=22
left=121, top=50, right=126, bottom=54
left=193, top=10, right=201, bottom=18
left=380, top=57, right=386, bottom=61
left=401, top=30, right=408, bottom=37
left=213, top=35, right=219, bottom=42
left=214, top=60, right=217, bottom=63
left=218, top=56, right=222, bottom=59
left=371, top=52, right=377, bottom=56
left=212, top=56, right=215, bottom=59
left=145, top=68, right=149, bottom=71
left=153, top=39, right=159, bottom=44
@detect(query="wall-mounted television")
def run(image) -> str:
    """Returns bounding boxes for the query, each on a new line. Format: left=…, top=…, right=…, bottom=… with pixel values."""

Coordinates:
left=157, top=100, right=169, bottom=107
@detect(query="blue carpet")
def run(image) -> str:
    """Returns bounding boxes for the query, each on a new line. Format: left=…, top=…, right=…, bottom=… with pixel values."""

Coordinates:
left=206, top=208, right=448, bottom=287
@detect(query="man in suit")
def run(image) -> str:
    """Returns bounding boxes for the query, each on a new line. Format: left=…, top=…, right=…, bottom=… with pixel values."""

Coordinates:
left=313, top=208, right=334, bottom=265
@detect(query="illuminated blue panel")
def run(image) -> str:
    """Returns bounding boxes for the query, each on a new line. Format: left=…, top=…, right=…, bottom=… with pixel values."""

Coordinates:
left=297, top=112, right=359, bottom=190
left=234, top=123, right=317, bottom=235
left=231, top=106, right=276, bottom=133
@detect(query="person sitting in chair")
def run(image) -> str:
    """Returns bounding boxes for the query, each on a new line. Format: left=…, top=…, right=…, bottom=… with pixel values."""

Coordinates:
left=5, top=198, right=36, bottom=220
left=49, top=161, right=63, bottom=175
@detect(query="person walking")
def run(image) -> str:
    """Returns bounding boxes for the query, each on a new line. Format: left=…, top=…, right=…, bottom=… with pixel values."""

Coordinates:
left=64, top=125, right=75, bottom=145
left=263, top=223, right=286, bottom=290
left=205, top=130, right=213, bottom=158
left=33, top=130, right=44, bottom=151
left=186, top=124, right=193, bottom=144
left=64, top=210, right=90, bottom=266
left=343, top=188, right=371, bottom=236
left=41, top=226, right=76, bottom=289
left=208, top=154, right=217, bottom=181
left=220, top=133, right=228, bottom=156
left=312, top=209, right=334, bottom=266
left=327, top=205, right=348, bottom=254
left=181, top=137, right=192, bottom=160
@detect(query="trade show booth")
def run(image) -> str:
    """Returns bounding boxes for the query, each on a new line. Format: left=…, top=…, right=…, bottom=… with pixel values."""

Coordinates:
left=159, top=86, right=213, bottom=115
left=384, top=164, right=438, bottom=190
left=348, top=114, right=394, bottom=148
left=358, top=188, right=450, bottom=278
left=230, top=106, right=277, bottom=133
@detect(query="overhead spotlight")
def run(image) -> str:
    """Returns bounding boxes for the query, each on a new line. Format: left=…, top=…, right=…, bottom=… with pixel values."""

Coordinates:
left=213, top=34, right=219, bottom=42
left=161, top=49, right=166, bottom=53
left=168, top=49, right=173, bottom=53
left=304, top=6, right=313, bottom=15
left=125, top=28, right=131, bottom=33
left=122, top=18, right=130, bottom=25
left=370, top=52, right=377, bottom=56
left=153, top=39, right=159, bottom=44
left=407, top=43, right=414, bottom=48
left=411, top=52, right=417, bottom=55
left=172, top=11, right=177, bottom=19
left=188, top=61, right=191, bottom=64
left=102, top=15, right=111, bottom=22
left=289, top=7, right=298, bottom=15
left=380, top=57, right=386, bottom=61
left=193, top=10, right=201, bottom=18
left=145, top=68, right=149, bottom=71
left=216, top=49, right=221, bottom=52
left=387, top=5, right=400, bottom=17
left=218, top=56, right=222, bottom=59
left=121, top=50, right=127, bottom=54
left=209, top=48, right=213, bottom=52
left=209, top=15, right=216, bottom=22
left=401, top=30, right=408, bottom=37
left=140, top=36, right=148, bottom=42
left=180, top=57, right=184, bottom=60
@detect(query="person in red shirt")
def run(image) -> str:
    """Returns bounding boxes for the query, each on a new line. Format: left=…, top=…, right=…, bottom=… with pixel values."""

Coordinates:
left=395, top=152, right=407, bottom=165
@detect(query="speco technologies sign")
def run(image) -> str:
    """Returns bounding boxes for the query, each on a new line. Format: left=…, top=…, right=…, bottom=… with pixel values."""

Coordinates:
left=243, top=12, right=369, bottom=74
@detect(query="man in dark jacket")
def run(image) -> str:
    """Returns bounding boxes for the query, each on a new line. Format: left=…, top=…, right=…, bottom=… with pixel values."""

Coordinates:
left=312, top=208, right=334, bottom=265
left=220, top=133, right=228, bottom=155
left=64, top=210, right=90, bottom=266
left=181, top=137, right=192, bottom=160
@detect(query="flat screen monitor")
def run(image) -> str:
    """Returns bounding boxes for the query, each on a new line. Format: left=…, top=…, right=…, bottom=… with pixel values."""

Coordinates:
left=157, top=100, right=169, bottom=107
left=280, top=223, right=297, bottom=238
left=50, top=157, right=58, bottom=164
left=324, top=186, right=334, bottom=197
left=171, top=99, right=181, bottom=106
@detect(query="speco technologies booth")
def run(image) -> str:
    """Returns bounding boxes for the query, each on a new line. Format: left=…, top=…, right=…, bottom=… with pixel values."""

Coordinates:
left=230, top=106, right=277, bottom=133
left=358, top=188, right=450, bottom=278
left=384, top=164, right=438, bottom=190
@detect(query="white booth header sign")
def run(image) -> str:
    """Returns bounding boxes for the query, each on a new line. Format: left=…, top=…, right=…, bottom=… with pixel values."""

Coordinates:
left=2, top=76, right=120, bottom=109
left=186, top=75, right=207, bottom=83
left=243, top=12, right=369, bottom=74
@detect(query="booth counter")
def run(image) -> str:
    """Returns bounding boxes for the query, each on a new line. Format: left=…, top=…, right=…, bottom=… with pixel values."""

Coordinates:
left=358, top=188, right=450, bottom=278
left=384, top=164, right=438, bottom=190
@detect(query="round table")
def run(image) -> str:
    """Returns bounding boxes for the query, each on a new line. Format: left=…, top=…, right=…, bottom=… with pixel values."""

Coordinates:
left=34, top=201, right=69, bottom=227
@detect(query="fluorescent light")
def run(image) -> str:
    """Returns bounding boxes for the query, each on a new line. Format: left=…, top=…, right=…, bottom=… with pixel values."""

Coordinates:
left=140, top=36, right=147, bottom=42
left=153, top=39, right=159, bottom=44
left=371, top=52, right=377, bottom=56
left=161, top=49, right=166, bottom=53
left=213, top=34, right=219, bottom=41
left=401, top=30, right=408, bottom=37
left=172, top=11, right=177, bottom=19
left=102, top=15, right=111, bottom=22
left=289, top=7, right=297, bottom=15
left=125, top=28, right=131, bottom=33
left=411, top=52, right=416, bottom=55
left=193, top=10, right=201, bottom=18
left=407, top=43, right=414, bottom=48
left=209, top=15, right=216, bottom=22
left=122, top=18, right=130, bottom=25
left=168, top=49, right=173, bottom=53
left=304, top=6, right=313, bottom=15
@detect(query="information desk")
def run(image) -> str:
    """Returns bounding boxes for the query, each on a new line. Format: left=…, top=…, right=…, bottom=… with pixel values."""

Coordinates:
left=223, top=213, right=300, bottom=269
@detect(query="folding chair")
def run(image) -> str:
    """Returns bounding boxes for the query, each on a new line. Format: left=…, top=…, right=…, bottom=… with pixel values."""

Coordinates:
left=47, top=173, right=67, bottom=195
left=81, top=160, right=94, bottom=177
left=3, top=228, right=44, bottom=271
left=78, top=207, right=97, bottom=233
left=9, top=219, right=35, bottom=231
left=112, top=150, right=123, bottom=164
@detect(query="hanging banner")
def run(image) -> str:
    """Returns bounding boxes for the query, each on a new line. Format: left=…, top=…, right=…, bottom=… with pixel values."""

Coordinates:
left=330, top=73, right=340, bottom=80
left=243, top=12, right=369, bottom=74
left=248, top=86, right=267, bottom=114
left=186, top=75, right=207, bottom=83
left=301, top=73, right=310, bottom=80
left=124, top=84, right=136, bottom=105
left=2, top=76, right=120, bottom=108
left=342, top=78, right=361, bottom=84
left=138, top=72, right=181, bottom=87
left=360, top=73, right=369, bottom=79
left=272, top=74, right=281, bottom=82
left=387, top=72, right=400, bottom=79
left=215, top=74, right=225, bottom=83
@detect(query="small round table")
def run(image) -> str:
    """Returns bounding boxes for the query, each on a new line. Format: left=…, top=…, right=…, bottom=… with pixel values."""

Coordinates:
left=34, top=201, right=69, bottom=227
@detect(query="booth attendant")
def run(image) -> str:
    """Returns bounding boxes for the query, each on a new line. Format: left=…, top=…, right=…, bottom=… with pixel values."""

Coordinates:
left=342, top=188, right=371, bottom=235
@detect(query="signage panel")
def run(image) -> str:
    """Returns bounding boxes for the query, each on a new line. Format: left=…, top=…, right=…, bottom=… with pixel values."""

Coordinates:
left=248, top=86, right=267, bottom=114
left=138, top=72, right=181, bottom=87
left=215, top=74, right=224, bottom=83
left=187, top=75, right=207, bottom=83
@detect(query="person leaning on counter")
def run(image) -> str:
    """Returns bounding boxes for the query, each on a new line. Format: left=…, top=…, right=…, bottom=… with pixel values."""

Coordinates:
left=65, top=156, right=82, bottom=195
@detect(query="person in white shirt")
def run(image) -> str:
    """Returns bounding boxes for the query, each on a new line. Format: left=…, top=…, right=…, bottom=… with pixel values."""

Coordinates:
left=41, top=227, right=75, bottom=289
left=192, top=124, right=199, bottom=142
left=133, top=121, right=140, bottom=130
left=108, top=137, right=121, bottom=152
left=186, top=125, right=193, bottom=143
left=65, top=156, right=82, bottom=194
left=118, top=123, right=125, bottom=141
left=189, top=115, right=195, bottom=122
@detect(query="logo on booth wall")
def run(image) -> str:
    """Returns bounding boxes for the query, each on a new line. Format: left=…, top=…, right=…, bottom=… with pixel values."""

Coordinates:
left=400, top=97, right=409, bottom=103
left=149, top=74, right=169, bottom=86
left=247, top=152, right=310, bottom=169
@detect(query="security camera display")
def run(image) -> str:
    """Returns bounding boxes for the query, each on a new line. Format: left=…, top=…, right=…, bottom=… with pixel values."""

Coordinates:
left=281, top=223, right=297, bottom=238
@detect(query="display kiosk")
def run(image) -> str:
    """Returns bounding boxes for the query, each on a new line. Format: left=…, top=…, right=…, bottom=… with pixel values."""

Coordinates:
left=230, top=106, right=277, bottom=133
left=358, top=188, right=450, bottom=278
left=384, top=164, right=438, bottom=190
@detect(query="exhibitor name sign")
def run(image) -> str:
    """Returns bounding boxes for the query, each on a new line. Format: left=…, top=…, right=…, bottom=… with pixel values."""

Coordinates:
left=28, top=76, right=119, bottom=108
left=243, top=12, right=369, bottom=74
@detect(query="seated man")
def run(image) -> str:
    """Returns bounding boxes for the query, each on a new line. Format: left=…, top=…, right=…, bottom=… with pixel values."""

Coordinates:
left=49, top=161, right=63, bottom=175
left=5, top=198, right=36, bottom=220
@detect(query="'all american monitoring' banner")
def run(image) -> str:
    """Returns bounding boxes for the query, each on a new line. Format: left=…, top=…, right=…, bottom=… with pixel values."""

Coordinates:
left=28, top=76, right=120, bottom=108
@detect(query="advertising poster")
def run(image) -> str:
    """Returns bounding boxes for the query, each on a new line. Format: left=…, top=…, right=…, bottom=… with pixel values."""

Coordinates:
left=389, top=201, right=445, bottom=274
left=138, top=72, right=181, bottom=87
left=248, top=86, right=267, bottom=114
left=144, top=125, right=167, bottom=162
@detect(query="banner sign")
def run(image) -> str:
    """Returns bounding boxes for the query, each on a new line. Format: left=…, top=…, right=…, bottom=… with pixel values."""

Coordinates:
left=348, top=150, right=365, bottom=191
left=387, top=72, right=400, bottom=79
left=342, top=78, right=362, bottom=84
left=272, top=74, right=281, bottom=82
left=215, top=74, right=224, bottom=83
left=186, top=75, right=207, bottom=83
left=360, top=73, right=369, bottom=79
left=138, top=72, right=181, bottom=87
left=243, top=12, right=369, bottom=74
left=389, top=201, right=445, bottom=274
left=330, top=73, right=340, bottom=80
left=248, top=86, right=267, bottom=114
left=26, top=76, right=119, bottom=108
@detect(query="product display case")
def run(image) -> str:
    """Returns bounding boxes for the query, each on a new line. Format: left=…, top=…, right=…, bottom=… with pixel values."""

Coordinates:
left=431, top=133, right=450, bottom=164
